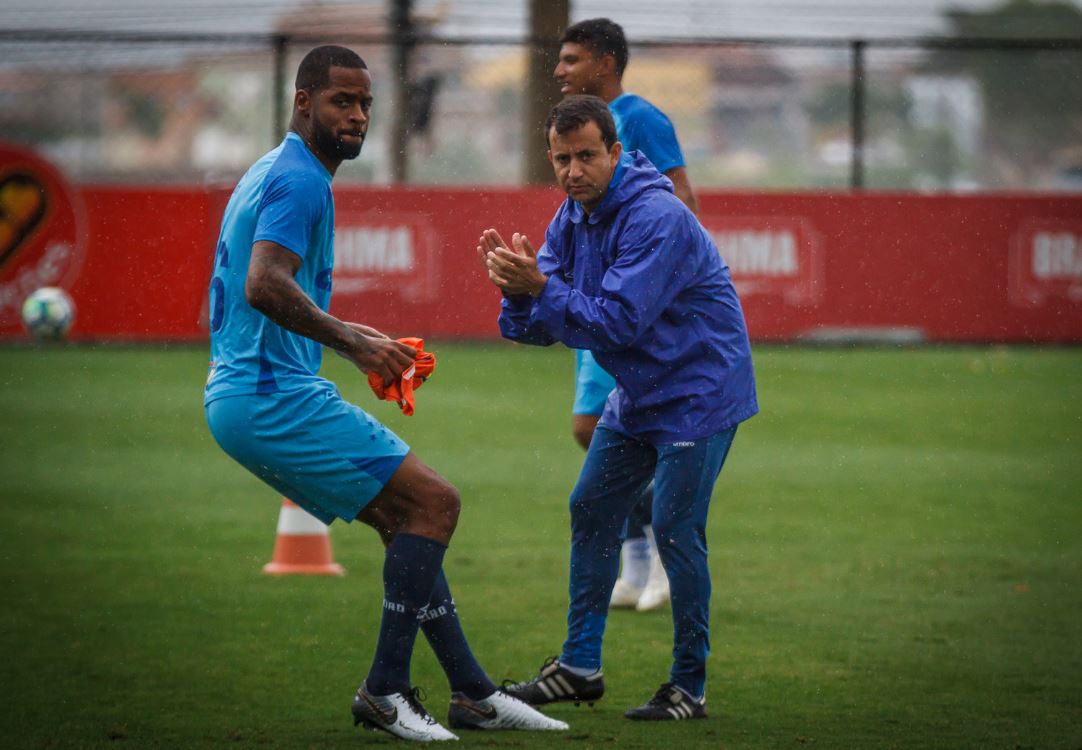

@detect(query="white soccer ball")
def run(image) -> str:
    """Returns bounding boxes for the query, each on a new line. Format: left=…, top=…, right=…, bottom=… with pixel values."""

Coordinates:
left=21, top=287, right=75, bottom=341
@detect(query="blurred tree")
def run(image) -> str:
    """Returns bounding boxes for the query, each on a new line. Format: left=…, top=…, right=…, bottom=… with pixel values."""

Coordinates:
left=930, top=0, right=1082, bottom=182
left=390, top=0, right=414, bottom=184
left=524, top=0, right=569, bottom=184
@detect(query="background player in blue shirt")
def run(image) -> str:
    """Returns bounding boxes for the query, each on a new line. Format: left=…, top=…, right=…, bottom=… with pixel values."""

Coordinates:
left=480, top=95, right=757, bottom=721
left=204, top=45, right=566, bottom=743
left=554, top=18, right=700, bottom=612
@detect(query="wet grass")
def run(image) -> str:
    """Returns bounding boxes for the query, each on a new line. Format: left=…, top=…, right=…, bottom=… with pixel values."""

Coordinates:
left=1, top=343, right=1080, bottom=749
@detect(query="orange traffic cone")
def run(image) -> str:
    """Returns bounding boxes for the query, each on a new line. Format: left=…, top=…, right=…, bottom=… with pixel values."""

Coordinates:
left=262, top=498, right=345, bottom=576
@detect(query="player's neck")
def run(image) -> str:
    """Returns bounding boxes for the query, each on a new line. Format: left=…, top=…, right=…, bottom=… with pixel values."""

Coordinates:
left=598, top=80, right=624, bottom=104
left=288, top=121, right=341, bottom=176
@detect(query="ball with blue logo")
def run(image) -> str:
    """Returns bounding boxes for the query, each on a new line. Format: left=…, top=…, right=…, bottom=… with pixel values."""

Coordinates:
left=21, top=287, right=75, bottom=341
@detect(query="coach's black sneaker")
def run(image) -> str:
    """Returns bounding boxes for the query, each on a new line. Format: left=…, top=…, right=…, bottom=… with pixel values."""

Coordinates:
left=624, top=683, right=707, bottom=721
left=502, top=656, right=605, bottom=706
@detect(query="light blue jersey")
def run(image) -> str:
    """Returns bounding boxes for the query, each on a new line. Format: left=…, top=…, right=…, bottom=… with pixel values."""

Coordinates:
left=609, top=93, right=685, bottom=175
left=573, top=348, right=616, bottom=416
left=203, top=132, right=410, bottom=523
left=205, top=132, right=335, bottom=405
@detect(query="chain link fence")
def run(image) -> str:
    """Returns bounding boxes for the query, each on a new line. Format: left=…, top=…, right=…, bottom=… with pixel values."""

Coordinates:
left=2, top=30, right=1080, bottom=190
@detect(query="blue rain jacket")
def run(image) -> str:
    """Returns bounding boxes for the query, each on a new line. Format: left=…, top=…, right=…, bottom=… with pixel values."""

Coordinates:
left=499, top=151, right=758, bottom=444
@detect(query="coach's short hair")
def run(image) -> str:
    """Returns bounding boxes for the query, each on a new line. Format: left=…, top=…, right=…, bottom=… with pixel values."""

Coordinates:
left=545, top=95, right=618, bottom=149
left=560, top=18, right=628, bottom=78
left=295, top=45, right=367, bottom=92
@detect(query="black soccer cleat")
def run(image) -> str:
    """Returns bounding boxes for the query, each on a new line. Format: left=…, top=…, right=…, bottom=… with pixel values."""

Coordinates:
left=624, top=682, right=707, bottom=721
left=502, top=655, right=605, bottom=706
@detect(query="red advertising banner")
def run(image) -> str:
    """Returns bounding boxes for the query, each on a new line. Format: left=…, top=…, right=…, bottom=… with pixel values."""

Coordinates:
left=325, top=187, right=561, bottom=339
left=1008, top=218, right=1082, bottom=308
left=696, top=193, right=1082, bottom=342
left=702, top=215, right=823, bottom=307
left=2, top=142, right=1080, bottom=343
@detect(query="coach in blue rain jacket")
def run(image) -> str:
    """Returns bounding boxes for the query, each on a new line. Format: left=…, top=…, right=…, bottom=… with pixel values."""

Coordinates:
left=477, top=94, right=758, bottom=721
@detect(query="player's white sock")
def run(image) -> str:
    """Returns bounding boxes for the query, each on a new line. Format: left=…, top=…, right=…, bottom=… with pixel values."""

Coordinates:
left=642, top=525, right=659, bottom=557
left=560, top=662, right=601, bottom=678
left=619, top=536, right=651, bottom=589
left=636, top=525, right=671, bottom=612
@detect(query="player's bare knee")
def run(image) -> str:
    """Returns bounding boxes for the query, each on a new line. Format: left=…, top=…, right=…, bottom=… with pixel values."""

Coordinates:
left=405, top=478, right=459, bottom=540
left=571, top=416, right=599, bottom=451
left=371, top=523, right=396, bottom=547
left=431, top=480, right=461, bottom=535
left=572, top=427, right=593, bottom=451
left=356, top=503, right=401, bottom=543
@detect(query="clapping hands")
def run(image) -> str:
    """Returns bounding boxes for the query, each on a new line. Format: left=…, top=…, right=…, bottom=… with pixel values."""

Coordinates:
left=476, top=229, right=548, bottom=298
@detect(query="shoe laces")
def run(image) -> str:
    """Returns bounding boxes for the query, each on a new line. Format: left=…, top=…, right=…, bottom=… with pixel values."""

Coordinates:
left=404, top=686, right=437, bottom=726
left=501, top=655, right=559, bottom=690
left=649, top=682, right=679, bottom=706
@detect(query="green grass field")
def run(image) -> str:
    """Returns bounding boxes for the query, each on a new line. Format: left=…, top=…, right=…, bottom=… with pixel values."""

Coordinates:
left=1, top=343, right=1080, bottom=749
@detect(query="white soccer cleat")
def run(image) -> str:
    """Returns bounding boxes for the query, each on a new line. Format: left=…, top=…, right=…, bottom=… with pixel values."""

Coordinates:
left=636, top=552, right=671, bottom=611
left=448, top=690, right=570, bottom=731
left=352, top=683, right=459, bottom=742
left=610, top=577, right=645, bottom=608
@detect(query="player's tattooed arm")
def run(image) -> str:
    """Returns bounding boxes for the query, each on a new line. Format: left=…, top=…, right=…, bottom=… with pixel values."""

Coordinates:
left=246, top=240, right=415, bottom=383
left=344, top=321, right=390, bottom=339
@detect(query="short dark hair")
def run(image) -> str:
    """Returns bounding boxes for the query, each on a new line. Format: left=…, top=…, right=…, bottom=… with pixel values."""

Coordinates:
left=295, top=45, right=367, bottom=92
left=560, top=18, right=628, bottom=78
left=545, top=95, right=618, bottom=149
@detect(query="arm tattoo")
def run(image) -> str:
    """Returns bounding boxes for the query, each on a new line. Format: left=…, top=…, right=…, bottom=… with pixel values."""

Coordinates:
left=248, top=244, right=354, bottom=352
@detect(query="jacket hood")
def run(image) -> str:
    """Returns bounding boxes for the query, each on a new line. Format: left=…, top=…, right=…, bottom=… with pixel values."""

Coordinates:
left=568, top=150, right=674, bottom=224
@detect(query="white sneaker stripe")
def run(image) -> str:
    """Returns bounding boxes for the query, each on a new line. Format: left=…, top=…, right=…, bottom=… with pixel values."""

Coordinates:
left=538, top=680, right=556, bottom=700
left=667, top=706, right=682, bottom=719
left=679, top=703, right=692, bottom=719
left=554, top=675, right=575, bottom=696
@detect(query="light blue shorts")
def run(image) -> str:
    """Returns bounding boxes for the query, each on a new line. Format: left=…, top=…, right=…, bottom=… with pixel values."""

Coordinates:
left=573, top=350, right=617, bottom=417
left=205, top=380, right=409, bottom=524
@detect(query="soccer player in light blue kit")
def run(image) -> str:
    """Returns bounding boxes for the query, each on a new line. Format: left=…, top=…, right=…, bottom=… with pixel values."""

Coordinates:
left=480, top=95, right=757, bottom=721
left=554, top=18, right=700, bottom=612
left=204, top=45, right=566, bottom=743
